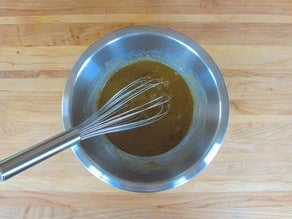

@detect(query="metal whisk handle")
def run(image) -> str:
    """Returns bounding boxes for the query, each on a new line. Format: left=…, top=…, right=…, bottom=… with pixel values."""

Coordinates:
left=0, top=77, right=170, bottom=181
left=0, top=129, right=80, bottom=181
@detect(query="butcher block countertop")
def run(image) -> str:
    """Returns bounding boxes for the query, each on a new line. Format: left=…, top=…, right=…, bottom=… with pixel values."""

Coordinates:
left=0, top=1, right=291, bottom=218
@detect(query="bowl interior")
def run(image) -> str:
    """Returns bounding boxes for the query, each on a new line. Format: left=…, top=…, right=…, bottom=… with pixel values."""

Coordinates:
left=62, top=26, right=228, bottom=192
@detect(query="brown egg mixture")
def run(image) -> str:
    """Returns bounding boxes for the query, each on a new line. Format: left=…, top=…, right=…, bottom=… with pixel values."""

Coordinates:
left=97, top=61, right=193, bottom=156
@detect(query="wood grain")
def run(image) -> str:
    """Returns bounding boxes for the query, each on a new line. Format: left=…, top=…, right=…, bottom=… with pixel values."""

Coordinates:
left=0, top=0, right=291, bottom=218
left=1, top=23, right=292, bottom=47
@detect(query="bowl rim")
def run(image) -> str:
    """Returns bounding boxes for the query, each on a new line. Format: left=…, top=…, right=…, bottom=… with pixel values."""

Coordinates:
left=62, top=25, right=229, bottom=192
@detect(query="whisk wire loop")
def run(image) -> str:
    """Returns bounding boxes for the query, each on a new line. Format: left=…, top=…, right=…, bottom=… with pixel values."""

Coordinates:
left=78, top=77, right=170, bottom=140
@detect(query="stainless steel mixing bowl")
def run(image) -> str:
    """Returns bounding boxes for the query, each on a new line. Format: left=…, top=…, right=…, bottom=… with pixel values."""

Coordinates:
left=62, top=26, right=229, bottom=192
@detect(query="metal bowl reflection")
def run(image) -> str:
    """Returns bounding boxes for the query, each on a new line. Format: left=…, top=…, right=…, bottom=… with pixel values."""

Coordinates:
left=62, top=26, right=229, bottom=192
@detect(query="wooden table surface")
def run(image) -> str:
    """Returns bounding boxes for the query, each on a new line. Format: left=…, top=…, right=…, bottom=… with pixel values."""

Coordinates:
left=0, top=1, right=291, bottom=218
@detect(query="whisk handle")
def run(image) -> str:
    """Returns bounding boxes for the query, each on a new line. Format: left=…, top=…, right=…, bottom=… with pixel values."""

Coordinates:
left=0, top=129, right=80, bottom=181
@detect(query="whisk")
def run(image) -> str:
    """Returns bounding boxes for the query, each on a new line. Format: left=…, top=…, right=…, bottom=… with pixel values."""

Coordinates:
left=0, top=77, right=170, bottom=181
